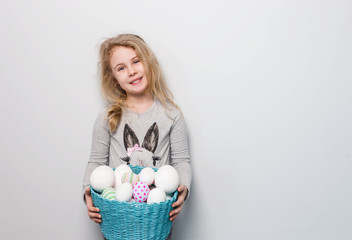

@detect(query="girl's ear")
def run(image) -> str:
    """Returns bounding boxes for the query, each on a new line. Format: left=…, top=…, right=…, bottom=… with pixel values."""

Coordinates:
left=142, top=122, right=159, bottom=153
left=123, top=124, right=140, bottom=150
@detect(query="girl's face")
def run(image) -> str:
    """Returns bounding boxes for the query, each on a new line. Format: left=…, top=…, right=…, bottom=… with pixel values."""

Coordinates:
left=110, top=46, right=149, bottom=97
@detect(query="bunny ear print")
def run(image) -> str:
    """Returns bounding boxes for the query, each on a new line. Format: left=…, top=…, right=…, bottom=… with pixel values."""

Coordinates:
left=123, top=124, right=140, bottom=150
left=142, top=122, right=159, bottom=153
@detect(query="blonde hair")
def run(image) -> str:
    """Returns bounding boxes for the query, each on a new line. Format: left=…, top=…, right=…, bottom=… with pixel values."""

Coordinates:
left=98, top=33, right=177, bottom=132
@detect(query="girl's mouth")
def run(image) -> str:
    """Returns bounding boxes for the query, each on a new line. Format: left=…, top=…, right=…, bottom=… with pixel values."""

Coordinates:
left=130, top=77, right=142, bottom=85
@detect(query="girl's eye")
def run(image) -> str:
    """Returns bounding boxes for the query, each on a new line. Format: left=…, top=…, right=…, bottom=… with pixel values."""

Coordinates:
left=133, top=59, right=140, bottom=64
left=117, top=66, right=125, bottom=71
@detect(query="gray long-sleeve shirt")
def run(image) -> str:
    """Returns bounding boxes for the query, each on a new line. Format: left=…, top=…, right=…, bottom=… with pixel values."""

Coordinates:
left=82, top=99, right=192, bottom=196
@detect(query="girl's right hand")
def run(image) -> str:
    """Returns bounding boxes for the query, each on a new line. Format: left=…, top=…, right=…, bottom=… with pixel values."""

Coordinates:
left=84, top=187, right=102, bottom=223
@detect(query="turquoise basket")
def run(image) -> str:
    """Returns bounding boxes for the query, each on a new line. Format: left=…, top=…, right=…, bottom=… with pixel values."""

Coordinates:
left=91, top=165, right=178, bottom=240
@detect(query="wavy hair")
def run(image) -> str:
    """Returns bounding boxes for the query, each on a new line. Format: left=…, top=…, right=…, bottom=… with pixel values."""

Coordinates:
left=98, top=33, right=177, bottom=132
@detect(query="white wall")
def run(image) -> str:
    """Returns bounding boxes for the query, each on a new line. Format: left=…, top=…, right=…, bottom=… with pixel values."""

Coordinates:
left=1, top=0, right=351, bottom=239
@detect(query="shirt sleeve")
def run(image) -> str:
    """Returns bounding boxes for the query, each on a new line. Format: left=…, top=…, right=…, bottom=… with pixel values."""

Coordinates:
left=82, top=110, right=111, bottom=201
left=169, top=109, right=192, bottom=199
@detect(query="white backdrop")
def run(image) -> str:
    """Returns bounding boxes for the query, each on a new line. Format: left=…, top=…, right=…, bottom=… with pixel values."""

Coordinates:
left=1, top=0, right=351, bottom=239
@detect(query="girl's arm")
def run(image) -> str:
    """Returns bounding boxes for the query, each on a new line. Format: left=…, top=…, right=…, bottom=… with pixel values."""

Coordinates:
left=169, top=109, right=192, bottom=196
left=168, top=109, right=192, bottom=221
left=82, top=110, right=111, bottom=201
left=82, top=111, right=111, bottom=223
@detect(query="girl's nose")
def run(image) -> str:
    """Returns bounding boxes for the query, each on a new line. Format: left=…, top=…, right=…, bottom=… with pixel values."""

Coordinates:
left=128, top=66, right=137, bottom=76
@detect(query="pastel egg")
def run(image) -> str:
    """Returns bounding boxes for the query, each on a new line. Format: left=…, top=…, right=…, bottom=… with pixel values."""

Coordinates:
left=121, top=172, right=139, bottom=187
left=147, top=188, right=166, bottom=204
left=116, top=182, right=133, bottom=202
left=101, top=188, right=117, bottom=200
left=90, top=165, right=115, bottom=193
left=139, top=167, right=155, bottom=186
left=114, top=164, right=132, bottom=188
left=133, top=181, right=150, bottom=203
left=155, top=165, right=179, bottom=194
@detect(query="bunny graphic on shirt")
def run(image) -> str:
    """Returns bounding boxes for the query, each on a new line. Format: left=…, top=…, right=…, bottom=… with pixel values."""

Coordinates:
left=121, top=122, right=161, bottom=167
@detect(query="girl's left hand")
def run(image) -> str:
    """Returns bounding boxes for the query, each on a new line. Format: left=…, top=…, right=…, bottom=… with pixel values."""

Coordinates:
left=169, top=185, right=188, bottom=222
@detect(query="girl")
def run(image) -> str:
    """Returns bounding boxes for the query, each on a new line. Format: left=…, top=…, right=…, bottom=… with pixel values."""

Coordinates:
left=82, top=34, right=192, bottom=228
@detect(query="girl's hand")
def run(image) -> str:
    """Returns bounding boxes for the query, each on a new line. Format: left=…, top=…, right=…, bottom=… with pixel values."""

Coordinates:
left=169, top=185, right=188, bottom=222
left=84, top=187, right=102, bottom=223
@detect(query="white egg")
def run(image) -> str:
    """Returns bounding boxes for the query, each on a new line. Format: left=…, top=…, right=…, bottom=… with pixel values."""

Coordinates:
left=154, top=165, right=179, bottom=194
left=116, top=182, right=133, bottom=202
left=139, top=167, right=155, bottom=186
left=90, top=166, right=115, bottom=193
left=147, top=188, right=166, bottom=204
left=114, top=164, right=132, bottom=188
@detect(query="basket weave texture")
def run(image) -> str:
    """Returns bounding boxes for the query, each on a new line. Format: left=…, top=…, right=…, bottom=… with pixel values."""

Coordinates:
left=91, top=165, right=178, bottom=240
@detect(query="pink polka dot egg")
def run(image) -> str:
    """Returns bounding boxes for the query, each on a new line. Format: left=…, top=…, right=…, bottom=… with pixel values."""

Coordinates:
left=133, top=181, right=150, bottom=203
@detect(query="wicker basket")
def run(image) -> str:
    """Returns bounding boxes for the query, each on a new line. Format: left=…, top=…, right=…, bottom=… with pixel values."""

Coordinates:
left=91, top=165, right=178, bottom=240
